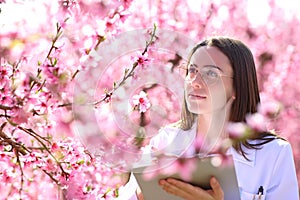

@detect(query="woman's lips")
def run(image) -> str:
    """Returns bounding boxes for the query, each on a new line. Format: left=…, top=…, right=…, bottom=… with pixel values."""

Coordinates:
left=188, top=94, right=207, bottom=99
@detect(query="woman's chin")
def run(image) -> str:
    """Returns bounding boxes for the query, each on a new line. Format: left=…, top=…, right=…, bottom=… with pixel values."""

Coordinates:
left=187, top=106, right=209, bottom=115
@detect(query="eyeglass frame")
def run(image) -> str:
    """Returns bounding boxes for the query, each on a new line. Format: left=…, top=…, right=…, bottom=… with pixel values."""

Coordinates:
left=179, top=63, right=234, bottom=85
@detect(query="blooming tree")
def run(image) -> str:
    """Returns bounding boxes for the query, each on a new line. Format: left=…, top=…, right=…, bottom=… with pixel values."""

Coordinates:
left=1, top=0, right=300, bottom=199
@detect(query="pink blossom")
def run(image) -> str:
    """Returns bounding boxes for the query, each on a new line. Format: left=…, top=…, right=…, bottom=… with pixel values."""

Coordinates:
left=118, top=10, right=131, bottom=23
left=162, top=157, right=197, bottom=181
left=0, top=86, right=14, bottom=106
left=227, top=122, right=251, bottom=139
left=246, top=112, right=267, bottom=132
left=10, top=107, right=30, bottom=124
left=121, top=0, right=134, bottom=9
left=131, top=52, right=152, bottom=69
left=132, top=91, right=151, bottom=113
left=258, top=101, right=282, bottom=119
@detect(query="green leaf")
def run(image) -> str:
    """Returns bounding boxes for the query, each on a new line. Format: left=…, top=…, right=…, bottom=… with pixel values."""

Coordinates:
left=114, top=188, right=119, bottom=197
left=77, top=159, right=85, bottom=165
left=53, top=58, right=57, bottom=66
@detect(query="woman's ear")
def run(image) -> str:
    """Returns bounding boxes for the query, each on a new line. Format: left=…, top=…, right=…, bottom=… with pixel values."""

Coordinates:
left=226, top=95, right=235, bottom=103
left=225, top=95, right=235, bottom=112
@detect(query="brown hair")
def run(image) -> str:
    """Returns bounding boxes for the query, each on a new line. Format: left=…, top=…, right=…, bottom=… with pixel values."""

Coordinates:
left=180, top=36, right=280, bottom=158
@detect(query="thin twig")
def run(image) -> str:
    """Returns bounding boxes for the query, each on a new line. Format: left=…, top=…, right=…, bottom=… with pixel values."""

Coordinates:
left=45, top=22, right=64, bottom=60
left=18, top=126, right=51, bottom=145
left=15, top=149, right=24, bottom=199
left=0, top=122, right=29, bottom=155
left=93, top=24, right=157, bottom=106
left=41, top=169, right=60, bottom=185
left=71, top=69, right=79, bottom=80
left=57, top=102, right=72, bottom=108
left=0, top=104, right=12, bottom=110
left=18, top=126, right=69, bottom=179
left=26, top=146, right=47, bottom=150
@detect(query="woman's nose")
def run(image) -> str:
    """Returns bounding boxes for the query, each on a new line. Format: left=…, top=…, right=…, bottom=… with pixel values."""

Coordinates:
left=190, top=74, right=206, bottom=88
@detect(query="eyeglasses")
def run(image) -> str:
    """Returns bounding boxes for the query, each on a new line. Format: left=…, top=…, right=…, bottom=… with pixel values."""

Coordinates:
left=182, top=64, right=233, bottom=85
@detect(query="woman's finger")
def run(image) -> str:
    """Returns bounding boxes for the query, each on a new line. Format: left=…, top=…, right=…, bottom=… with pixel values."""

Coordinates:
left=167, top=178, right=200, bottom=192
left=159, top=179, right=192, bottom=199
left=210, top=177, right=224, bottom=200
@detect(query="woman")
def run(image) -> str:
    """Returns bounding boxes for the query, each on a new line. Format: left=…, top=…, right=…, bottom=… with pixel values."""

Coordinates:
left=124, top=37, right=299, bottom=200
left=156, top=37, right=299, bottom=199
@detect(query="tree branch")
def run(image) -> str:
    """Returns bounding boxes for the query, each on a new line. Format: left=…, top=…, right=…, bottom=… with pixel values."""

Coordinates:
left=93, top=24, right=157, bottom=106
left=0, top=122, right=29, bottom=155
left=18, top=126, right=70, bottom=179
left=0, top=104, right=12, bottom=110
left=15, top=149, right=25, bottom=199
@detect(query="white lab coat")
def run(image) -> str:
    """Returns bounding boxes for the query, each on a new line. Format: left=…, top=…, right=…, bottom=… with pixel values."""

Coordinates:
left=119, top=125, right=299, bottom=200
left=229, top=137, right=299, bottom=199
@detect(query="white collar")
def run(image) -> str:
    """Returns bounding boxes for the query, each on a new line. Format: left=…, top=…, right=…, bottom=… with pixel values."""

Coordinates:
left=228, top=145, right=256, bottom=167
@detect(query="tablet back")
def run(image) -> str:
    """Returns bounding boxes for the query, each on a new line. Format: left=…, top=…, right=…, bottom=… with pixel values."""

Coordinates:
left=133, top=154, right=241, bottom=200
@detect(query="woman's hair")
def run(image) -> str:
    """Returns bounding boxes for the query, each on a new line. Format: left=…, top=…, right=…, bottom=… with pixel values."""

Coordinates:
left=180, top=36, right=280, bottom=158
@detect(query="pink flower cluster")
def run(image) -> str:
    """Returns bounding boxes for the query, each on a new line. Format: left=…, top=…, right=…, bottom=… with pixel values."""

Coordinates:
left=227, top=100, right=282, bottom=140
left=132, top=91, right=151, bottom=113
left=0, top=0, right=135, bottom=199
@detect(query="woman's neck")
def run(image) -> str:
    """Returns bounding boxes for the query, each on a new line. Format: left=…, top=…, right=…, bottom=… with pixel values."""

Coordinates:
left=196, top=109, right=229, bottom=153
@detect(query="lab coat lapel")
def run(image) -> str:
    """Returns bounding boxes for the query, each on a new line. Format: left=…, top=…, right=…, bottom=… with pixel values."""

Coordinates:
left=229, top=145, right=256, bottom=167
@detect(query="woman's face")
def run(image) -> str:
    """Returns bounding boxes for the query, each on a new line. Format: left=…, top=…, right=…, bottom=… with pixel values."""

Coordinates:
left=184, top=46, right=234, bottom=114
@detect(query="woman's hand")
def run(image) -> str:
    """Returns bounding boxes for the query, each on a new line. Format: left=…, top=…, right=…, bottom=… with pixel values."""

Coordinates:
left=159, top=176, right=224, bottom=200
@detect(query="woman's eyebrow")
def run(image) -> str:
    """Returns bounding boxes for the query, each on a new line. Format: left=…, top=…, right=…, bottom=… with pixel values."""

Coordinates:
left=189, top=63, right=224, bottom=72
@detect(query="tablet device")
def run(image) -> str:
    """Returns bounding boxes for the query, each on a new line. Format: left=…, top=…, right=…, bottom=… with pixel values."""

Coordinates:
left=133, top=154, right=240, bottom=200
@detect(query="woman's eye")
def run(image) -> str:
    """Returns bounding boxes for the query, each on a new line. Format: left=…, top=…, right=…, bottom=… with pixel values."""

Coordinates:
left=205, top=70, right=218, bottom=78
